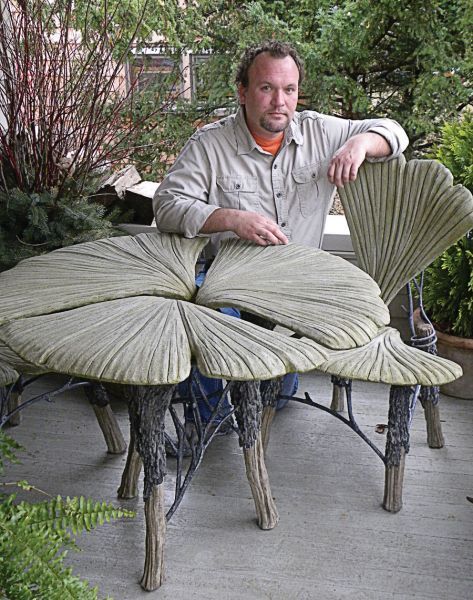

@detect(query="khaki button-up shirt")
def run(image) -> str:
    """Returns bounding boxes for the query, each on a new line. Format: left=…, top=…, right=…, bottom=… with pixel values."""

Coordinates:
left=153, top=108, right=408, bottom=253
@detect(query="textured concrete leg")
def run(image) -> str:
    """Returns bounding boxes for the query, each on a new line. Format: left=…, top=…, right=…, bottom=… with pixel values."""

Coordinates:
left=117, top=427, right=142, bottom=499
left=260, top=378, right=283, bottom=453
left=0, top=386, right=10, bottom=426
left=383, top=386, right=411, bottom=513
left=232, top=381, right=279, bottom=530
left=330, top=384, right=345, bottom=412
left=125, top=384, right=174, bottom=592
left=243, top=435, right=278, bottom=529
left=414, top=315, right=445, bottom=448
left=260, top=406, right=276, bottom=454
left=142, top=485, right=166, bottom=591
left=330, top=375, right=346, bottom=412
left=84, top=382, right=126, bottom=454
left=420, top=387, right=444, bottom=449
left=383, top=448, right=406, bottom=513
left=6, top=390, right=22, bottom=426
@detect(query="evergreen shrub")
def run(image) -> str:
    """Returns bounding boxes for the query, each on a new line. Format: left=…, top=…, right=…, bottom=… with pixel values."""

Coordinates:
left=423, top=113, right=473, bottom=338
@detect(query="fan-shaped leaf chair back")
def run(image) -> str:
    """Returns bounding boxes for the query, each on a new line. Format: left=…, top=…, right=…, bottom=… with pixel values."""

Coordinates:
left=338, top=156, right=473, bottom=305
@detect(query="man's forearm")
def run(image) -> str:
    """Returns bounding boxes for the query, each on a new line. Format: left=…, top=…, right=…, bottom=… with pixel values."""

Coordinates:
left=200, top=208, right=240, bottom=234
left=200, top=208, right=288, bottom=246
left=359, top=132, right=392, bottom=158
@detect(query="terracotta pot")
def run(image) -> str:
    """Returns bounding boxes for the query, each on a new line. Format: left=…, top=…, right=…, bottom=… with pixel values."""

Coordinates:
left=435, top=329, right=473, bottom=400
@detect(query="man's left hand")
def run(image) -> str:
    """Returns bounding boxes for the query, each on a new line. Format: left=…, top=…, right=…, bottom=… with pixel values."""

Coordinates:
left=327, top=132, right=391, bottom=188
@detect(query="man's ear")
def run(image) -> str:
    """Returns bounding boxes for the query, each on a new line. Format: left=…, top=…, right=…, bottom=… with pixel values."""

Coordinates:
left=237, top=84, right=247, bottom=106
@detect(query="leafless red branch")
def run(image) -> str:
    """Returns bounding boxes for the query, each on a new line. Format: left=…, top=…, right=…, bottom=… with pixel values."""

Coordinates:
left=0, top=0, right=181, bottom=198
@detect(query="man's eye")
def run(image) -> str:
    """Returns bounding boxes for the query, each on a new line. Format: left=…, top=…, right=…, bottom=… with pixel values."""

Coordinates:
left=261, top=85, right=271, bottom=91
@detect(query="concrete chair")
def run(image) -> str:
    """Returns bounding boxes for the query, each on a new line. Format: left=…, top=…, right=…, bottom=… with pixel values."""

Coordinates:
left=304, top=156, right=473, bottom=511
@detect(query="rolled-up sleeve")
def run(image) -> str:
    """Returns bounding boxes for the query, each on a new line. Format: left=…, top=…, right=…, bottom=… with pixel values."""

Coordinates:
left=153, top=138, right=219, bottom=237
left=363, top=120, right=409, bottom=161
left=321, top=114, right=409, bottom=162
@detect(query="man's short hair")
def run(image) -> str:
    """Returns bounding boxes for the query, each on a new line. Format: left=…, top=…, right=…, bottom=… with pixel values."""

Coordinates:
left=235, top=41, right=304, bottom=88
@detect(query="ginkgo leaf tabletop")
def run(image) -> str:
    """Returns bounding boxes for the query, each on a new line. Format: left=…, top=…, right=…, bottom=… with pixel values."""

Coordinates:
left=0, top=232, right=390, bottom=385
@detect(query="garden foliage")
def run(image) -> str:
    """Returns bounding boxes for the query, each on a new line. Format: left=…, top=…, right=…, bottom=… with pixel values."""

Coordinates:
left=169, top=0, right=473, bottom=149
left=0, top=431, right=134, bottom=599
left=423, top=113, right=473, bottom=337
left=0, top=0, right=182, bottom=269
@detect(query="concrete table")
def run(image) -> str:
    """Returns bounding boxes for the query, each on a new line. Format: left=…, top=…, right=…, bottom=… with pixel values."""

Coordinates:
left=0, top=232, right=460, bottom=591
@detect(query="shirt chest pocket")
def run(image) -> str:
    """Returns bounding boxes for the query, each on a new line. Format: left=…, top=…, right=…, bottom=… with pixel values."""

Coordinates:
left=216, top=175, right=259, bottom=210
left=292, top=162, right=322, bottom=217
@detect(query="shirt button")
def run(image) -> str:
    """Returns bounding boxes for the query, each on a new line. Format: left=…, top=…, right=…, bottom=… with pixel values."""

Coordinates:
left=312, top=173, right=317, bottom=179
left=235, top=183, right=241, bottom=189
left=276, top=192, right=282, bottom=198
left=281, top=222, right=287, bottom=227
left=273, top=164, right=278, bottom=169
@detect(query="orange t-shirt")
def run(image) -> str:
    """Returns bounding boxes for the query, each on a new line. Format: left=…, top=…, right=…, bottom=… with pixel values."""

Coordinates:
left=250, top=130, right=284, bottom=156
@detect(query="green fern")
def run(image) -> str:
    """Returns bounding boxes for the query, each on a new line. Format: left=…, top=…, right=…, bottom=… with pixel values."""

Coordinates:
left=0, top=432, right=135, bottom=598
left=0, top=432, right=21, bottom=476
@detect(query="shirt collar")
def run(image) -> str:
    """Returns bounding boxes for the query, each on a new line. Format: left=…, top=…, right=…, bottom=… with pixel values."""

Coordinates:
left=234, top=108, right=303, bottom=155
left=288, top=112, right=303, bottom=146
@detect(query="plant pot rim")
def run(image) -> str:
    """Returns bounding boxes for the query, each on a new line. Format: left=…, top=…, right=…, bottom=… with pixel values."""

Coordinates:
left=435, top=328, right=473, bottom=350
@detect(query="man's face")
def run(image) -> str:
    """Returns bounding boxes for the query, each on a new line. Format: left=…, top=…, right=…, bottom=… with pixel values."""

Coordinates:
left=238, top=53, right=299, bottom=140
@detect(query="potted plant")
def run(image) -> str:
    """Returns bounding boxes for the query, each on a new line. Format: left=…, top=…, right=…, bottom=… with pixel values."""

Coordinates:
left=422, top=112, right=473, bottom=399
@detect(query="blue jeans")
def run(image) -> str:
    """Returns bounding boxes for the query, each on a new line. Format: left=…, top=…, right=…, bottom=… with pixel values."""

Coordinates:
left=179, top=369, right=299, bottom=423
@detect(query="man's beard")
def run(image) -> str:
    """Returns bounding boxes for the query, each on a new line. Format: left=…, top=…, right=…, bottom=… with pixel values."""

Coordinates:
left=260, top=112, right=290, bottom=133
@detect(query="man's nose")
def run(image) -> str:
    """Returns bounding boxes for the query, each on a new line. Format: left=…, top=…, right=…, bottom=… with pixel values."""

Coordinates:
left=271, top=89, right=285, bottom=106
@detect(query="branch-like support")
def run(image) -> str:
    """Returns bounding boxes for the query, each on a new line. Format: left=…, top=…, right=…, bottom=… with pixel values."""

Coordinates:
left=330, top=376, right=346, bottom=413
left=232, top=381, right=278, bottom=530
left=117, top=427, right=142, bottom=499
left=260, top=378, right=283, bottom=454
left=124, top=384, right=175, bottom=591
left=419, top=386, right=444, bottom=449
left=6, top=389, right=22, bottom=426
left=84, top=382, right=126, bottom=454
left=383, top=385, right=411, bottom=513
left=142, top=485, right=166, bottom=591
left=413, top=316, right=444, bottom=448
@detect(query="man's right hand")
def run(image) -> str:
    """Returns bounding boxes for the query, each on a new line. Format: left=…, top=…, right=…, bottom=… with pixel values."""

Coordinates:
left=200, top=208, right=288, bottom=246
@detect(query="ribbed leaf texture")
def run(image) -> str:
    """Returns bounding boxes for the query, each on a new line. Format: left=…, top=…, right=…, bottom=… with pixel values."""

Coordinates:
left=0, top=297, right=191, bottom=385
left=0, top=233, right=389, bottom=384
left=180, top=303, right=328, bottom=380
left=0, top=342, right=46, bottom=385
left=0, top=233, right=207, bottom=324
left=0, top=227, right=461, bottom=387
left=317, top=327, right=462, bottom=385
left=0, top=298, right=327, bottom=384
left=339, top=157, right=473, bottom=305
left=196, top=240, right=389, bottom=349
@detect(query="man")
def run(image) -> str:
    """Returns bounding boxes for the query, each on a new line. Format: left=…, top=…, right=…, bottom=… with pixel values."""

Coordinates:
left=153, top=41, right=408, bottom=434
left=154, top=41, right=408, bottom=254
